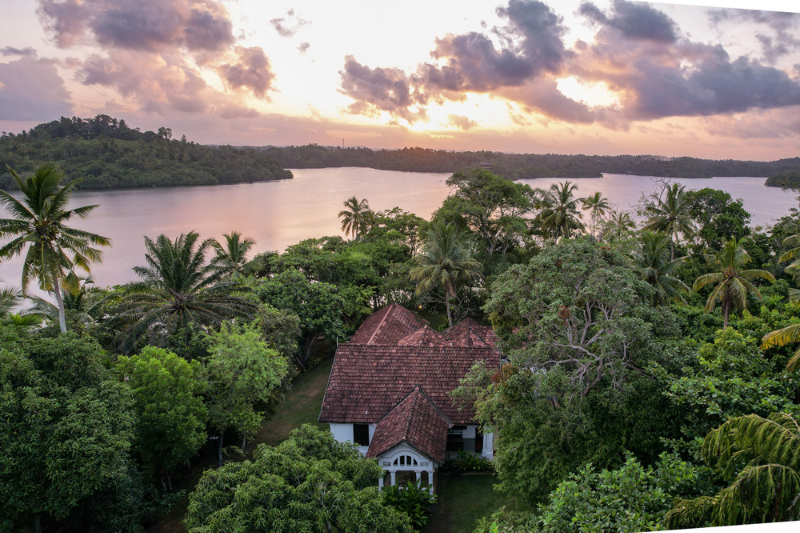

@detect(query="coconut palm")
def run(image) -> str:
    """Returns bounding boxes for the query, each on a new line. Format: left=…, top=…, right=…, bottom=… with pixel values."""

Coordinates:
left=0, top=165, right=110, bottom=333
left=665, top=412, right=800, bottom=527
left=338, top=196, right=374, bottom=240
left=211, top=231, right=257, bottom=278
left=633, top=231, right=689, bottom=305
left=602, top=210, right=636, bottom=242
left=112, top=232, right=256, bottom=352
left=693, top=237, right=775, bottom=328
left=28, top=276, right=105, bottom=327
left=410, top=221, right=482, bottom=327
left=581, top=192, right=610, bottom=238
left=643, top=183, right=696, bottom=260
left=0, top=282, right=21, bottom=319
left=538, top=181, right=584, bottom=242
left=760, top=284, right=800, bottom=373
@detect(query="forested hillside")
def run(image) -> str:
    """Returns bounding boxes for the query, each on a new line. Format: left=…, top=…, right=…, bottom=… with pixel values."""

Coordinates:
left=0, top=115, right=292, bottom=190
left=263, top=144, right=800, bottom=180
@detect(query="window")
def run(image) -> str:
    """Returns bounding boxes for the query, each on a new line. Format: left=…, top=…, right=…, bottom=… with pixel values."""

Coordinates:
left=475, top=429, right=483, bottom=454
left=353, top=424, right=370, bottom=446
left=447, top=425, right=466, bottom=451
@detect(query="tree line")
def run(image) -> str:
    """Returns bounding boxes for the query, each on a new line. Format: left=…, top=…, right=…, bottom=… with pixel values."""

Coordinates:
left=3, top=164, right=800, bottom=532
left=264, top=143, right=800, bottom=180
left=0, top=115, right=292, bottom=190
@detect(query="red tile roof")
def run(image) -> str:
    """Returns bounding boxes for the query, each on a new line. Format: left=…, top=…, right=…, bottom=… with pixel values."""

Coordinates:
left=349, top=303, right=428, bottom=345
left=397, top=325, right=450, bottom=347
left=318, top=344, right=500, bottom=424
left=367, top=387, right=451, bottom=463
left=443, top=318, right=499, bottom=348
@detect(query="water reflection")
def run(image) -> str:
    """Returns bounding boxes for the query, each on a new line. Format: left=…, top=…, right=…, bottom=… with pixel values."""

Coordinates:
left=0, top=168, right=796, bottom=290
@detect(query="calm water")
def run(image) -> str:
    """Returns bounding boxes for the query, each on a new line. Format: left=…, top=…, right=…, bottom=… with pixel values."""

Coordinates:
left=0, top=168, right=797, bottom=290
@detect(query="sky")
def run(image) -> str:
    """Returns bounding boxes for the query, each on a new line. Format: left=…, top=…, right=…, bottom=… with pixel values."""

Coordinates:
left=1, top=0, right=800, bottom=159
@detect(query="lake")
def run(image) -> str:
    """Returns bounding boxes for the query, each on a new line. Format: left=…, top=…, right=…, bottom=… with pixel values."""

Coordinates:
left=0, top=167, right=797, bottom=290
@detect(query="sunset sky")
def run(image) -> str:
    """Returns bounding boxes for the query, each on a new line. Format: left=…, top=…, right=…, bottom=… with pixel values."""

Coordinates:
left=1, top=0, right=799, bottom=159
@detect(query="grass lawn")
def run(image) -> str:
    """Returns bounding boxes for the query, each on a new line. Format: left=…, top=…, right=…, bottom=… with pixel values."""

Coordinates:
left=423, top=475, right=517, bottom=533
left=147, top=353, right=334, bottom=532
left=251, top=355, right=332, bottom=447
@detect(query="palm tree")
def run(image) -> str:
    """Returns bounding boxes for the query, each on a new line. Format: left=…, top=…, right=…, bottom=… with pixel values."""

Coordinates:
left=602, top=210, right=636, bottom=242
left=633, top=231, right=689, bottom=305
left=760, top=284, right=800, bottom=373
left=0, top=165, right=110, bottom=333
left=211, top=231, right=256, bottom=278
left=693, top=237, right=775, bottom=328
left=538, top=181, right=584, bottom=242
left=29, top=276, right=105, bottom=327
left=581, top=192, right=610, bottom=238
left=410, top=222, right=482, bottom=327
left=643, top=183, right=696, bottom=260
left=0, top=282, right=20, bottom=319
left=112, top=232, right=256, bottom=352
left=338, top=196, right=374, bottom=240
left=664, top=412, right=800, bottom=527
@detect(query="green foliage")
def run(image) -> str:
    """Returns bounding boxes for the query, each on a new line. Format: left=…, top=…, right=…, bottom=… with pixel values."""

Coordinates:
left=0, top=164, right=111, bottom=332
left=478, top=453, right=700, bottom=533
left=441, top=451, right=495, bottom=474
left=382, top=481, right=437, bottom=529
left=0, top=115, right=291, bottom=190
left=185, top=425, right=413, bottom=533
left=665, top=412, right=800, bottom=527
left=435, top=170, right=536, bottom=258
left=256, top=268, right=346, bottom=368
left=116, top=347, right=208, bottom=484
left=683, top=188, right=751, bottom=249
left=765, top=170, right=800, bottom=189
left=475, top=240, right=681, bottom=500
left=112, top=232, right=256, bottom=352
left=339, top=196, right=374, bottom=240
left=535, top=181, right=584, bottom=242
left=632, top=231, right=689, bottom=305
left=642, top=182, right=696, bottom=259
left=654, top=328, right=798, bottom=455
left=204, top=321, right=289, bottom=465
left=0, top=327, right=141, bottom=532
left=411, top=221, right=482, bottom=327
left=257, top=304, right=302, bottom=361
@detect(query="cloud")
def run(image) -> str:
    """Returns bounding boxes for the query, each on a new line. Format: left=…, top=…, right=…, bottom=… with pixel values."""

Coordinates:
left=418, top=0, right=568, bottom=94
left=709, top=8, right=800, bottom=64
left=447, top=114, right=478, bottom=130
left=0, top=47, right=38, bottom=57
left=36, top=0, right=276, bottom=116
left=270, top=9, right=310, bottom=38
left=579, top=0, right=677, bottom=43
left=340, top=0, right=590, bottom=124
left=339, top=56, right=428, bottom=123
left=573, top=1, right=800, bottom=123
left=0, top=57, right=72, bottom=120
left=218, top=46, right=275, bottom=99
left=297, top=42, right=310, bottom=54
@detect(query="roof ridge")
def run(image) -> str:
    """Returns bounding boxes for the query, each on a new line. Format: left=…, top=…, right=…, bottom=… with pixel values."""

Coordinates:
left=366, top=304, right=394, bottom=345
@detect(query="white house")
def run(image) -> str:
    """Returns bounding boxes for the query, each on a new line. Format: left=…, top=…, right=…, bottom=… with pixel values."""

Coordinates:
left=319, top=304, right=501, bottom=493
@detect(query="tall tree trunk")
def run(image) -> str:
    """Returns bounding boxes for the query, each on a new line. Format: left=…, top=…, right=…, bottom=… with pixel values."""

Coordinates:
left=52, top=278, right=67, bottom=334
left=723, top=296, right=729, bottom=329
left=33, top=515, right=42, bottom=533
left=445, top=297, right=452, bottom=328
left=218, top=429, right=225, bottom=468
left=242, top=436, right=247, bottom=455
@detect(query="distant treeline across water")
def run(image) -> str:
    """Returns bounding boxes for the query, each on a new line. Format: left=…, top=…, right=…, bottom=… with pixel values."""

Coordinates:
left=263, top=144, right=800, bottom=182
left=1, top=115, right=799, bottom=190
left=0, top=115, right=292, bottom=190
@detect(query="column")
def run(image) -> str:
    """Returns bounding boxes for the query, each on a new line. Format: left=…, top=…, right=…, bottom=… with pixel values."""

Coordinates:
left=415, top=471, right=421, bottom=484
left=428, top=470, right=434, bottom=495
left=378, top=476, right=384, bottom=489
left=390, top=471, right=396, bottom=486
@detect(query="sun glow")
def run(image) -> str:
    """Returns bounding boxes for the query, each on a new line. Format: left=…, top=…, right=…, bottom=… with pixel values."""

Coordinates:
left=556, top=76, right=620, bottom=108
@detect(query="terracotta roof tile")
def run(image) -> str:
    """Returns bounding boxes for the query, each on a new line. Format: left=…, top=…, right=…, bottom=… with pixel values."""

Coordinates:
left=443, top=318, right=499, bottom=348
left=318, top=344, right=500, bottom=424
left=349, top=303, right=428, bottom=345
left=397, top=325, right=450, bottom=347
left=367, top=387, right=450, bottom=463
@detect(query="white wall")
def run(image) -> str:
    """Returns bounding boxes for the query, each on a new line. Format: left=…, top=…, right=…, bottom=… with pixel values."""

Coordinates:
left=482, top=432, right=494, bottom=460
left=329, top=423, right=376, bottom=456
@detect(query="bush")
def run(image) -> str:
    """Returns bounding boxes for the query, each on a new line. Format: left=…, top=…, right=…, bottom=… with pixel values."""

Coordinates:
left=382, top=481, right=437, bottom=529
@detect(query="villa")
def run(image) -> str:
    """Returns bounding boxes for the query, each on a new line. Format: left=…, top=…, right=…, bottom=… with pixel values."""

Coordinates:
left=319, top=303, right=501, bottom=493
